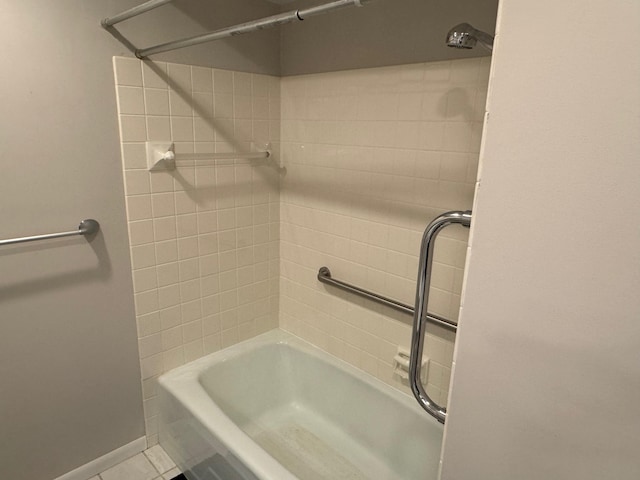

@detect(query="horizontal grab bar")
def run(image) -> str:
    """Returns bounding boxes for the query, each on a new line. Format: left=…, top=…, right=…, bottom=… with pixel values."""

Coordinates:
left=0, top=219, right=100, bottom=247
left=317, top=267, right=457, bottom=332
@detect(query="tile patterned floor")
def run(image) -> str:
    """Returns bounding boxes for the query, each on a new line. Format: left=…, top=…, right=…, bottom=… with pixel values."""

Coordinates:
left=86, top=445, right=181, bottom=480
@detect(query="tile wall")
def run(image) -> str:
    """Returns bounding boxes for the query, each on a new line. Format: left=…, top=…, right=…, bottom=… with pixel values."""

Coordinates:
left=279, top=58, right=490, bottom=404
left=113, top=57, right=281, bottom=445
left=113, top=56, right=489, bottom=443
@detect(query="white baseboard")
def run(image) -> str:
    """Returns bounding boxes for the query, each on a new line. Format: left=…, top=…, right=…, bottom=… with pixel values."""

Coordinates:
left=54, top=436, right=147, bottom=480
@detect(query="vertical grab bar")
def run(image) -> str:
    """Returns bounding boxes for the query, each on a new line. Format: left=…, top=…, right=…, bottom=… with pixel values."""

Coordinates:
left=409, top=210, right=472, bottom=423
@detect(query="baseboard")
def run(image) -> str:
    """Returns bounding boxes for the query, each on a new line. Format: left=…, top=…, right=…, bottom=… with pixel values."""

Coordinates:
left=54, top=436, right=147, bottom=480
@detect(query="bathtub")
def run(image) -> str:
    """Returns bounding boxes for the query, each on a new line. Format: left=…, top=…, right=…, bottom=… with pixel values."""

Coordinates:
left=158, top=329, right=444, bottom=480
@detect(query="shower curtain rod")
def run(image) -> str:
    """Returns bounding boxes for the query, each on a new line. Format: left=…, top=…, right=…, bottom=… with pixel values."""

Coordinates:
left=132, top=0, right=373, bottom=58
left=101, top=0, right=174, bottom=27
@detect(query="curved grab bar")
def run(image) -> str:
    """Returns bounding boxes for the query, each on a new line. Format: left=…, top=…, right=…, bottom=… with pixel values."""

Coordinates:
left=409, top=210, right=472, bottom=423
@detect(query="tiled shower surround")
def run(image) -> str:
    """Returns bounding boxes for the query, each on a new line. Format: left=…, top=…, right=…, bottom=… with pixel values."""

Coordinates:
left=114, top=56, right=489, bottom=444
left=279, top=58, right=490, bottom=403
left=113, top=57, right=281, bottom=445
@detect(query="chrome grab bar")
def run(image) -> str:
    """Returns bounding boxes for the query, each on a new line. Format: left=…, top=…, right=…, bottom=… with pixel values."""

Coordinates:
left=410, top=210, right=471, bottom=423
left=317, top=267, right=458, bottom=332
left=0, top=219, right=100, bottom=247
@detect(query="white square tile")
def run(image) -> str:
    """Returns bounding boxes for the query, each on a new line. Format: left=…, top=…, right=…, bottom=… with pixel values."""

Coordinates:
left=151, top=193, right=176, bottom=218
left=192, top=92, right=214, bottom=118
left=184, top=339, right=204, bottom=362
left=150, top=171, right=174, bottom=193
left=126, top=195, right=152, bottom=221
left=133, top=267, right=158, bottom=293
left=213, top=69, right=234, bottom=94
left=120, top=116, right=147, bottom=142
left=178, top=236, right=199, bottom=260
left=158, top=284, right=181, bottom=310
left=129, top=220, right=154, bottom=246
left=180, top=278, right=201, bottom=302
left=171, top=116, right=194, bottom=142
left=163, top=467, right=181, bottom=479
left=155, top=240, right=178, bottom=264
left=162, top=326, right=183, bottom=350
left=181, top=299, right=202, bottom=322
left=213, top=93, right=233, bottom=119
left=167, top=63, right=192, bottom=93
left=157, top=262, right=179, bottom=287
left=175, top=191, right=197, bottom=214
left=179, top=258, right=199, bottom=280
left=183, top=320, right=203, bottom=343
left=122, top=143, right=147, bottom=170
left=163, top=347, right=185, bottom=370
left=139, top=333, right=163, bottom=359
left=443, top=121, right=473, bottom=152
left=176, top=214, right=198, bottom=237
left=144, top=88, right=170, bottom=116
left=169, top=90, right=192, bottom=117
left=160, top=306, right=182, bottom=330
left=118, top=86, right=146, bottom=115
left=234, top=95, right=252, bottom=119
left=194, top=118, right=214, bottom=142
left=192, top=66, right=213, bottom=93
left=252, top=74, right=270, bottom=97
left=124, top=170, right=151, bottom=195
left=147, top=116, right=172, bottom=141
left=233, top=72, right=252, bottom=96
left=114, top=57, right=143, bottom=86
left=137, top=312, right=161, bottom=337
left=204, top=333, right=222, bottom=354
left=142, top=61, right=168, bottom=89
left=131, top=244, right=156, bottom=270
left=135, top=290, right=158, bottom=315
left=154, top=217, right=177, bottom=242
left=100, top=453, right=157, bottom=480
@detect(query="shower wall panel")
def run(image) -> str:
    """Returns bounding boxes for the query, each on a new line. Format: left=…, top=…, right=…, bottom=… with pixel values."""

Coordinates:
left=279, top=58, right=490, bottom=403
left=113, top=57, right=281, bottom=445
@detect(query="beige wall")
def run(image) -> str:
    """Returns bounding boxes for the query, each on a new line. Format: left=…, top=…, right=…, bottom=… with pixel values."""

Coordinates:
left=113, top=57, right=281, bottom=446
left=280, top=0, right=498, bottom=76
left=0, top=1, right=280, bottom=479
left=441, top=0, right=640, bottom=478
left=279, top=58, right=490, bottom=405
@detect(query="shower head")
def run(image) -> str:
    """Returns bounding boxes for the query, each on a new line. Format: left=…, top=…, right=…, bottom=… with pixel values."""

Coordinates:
left=446, top=23, right=494, bottom=51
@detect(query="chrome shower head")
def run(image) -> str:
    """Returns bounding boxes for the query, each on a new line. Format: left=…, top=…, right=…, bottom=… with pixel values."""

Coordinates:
left=446, top=23, right=494, bottom=51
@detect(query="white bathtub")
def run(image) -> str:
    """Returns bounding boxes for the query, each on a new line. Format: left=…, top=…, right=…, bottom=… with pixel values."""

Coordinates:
left=158, top=330, right=443, bottom=480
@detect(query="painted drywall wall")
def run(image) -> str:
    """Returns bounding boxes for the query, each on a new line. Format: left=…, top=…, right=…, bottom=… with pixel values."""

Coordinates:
left=280, top=0, right=498, bottom=76
left=440, top=0, right=640, bottom=479
left=0, top=1, right=280, bottom=479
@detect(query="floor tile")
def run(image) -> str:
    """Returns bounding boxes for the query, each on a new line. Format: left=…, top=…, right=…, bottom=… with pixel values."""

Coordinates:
left=100, top=453, right=158, bottom=480
left=144, top=445, right=176, bottom=474
left=162, top=467, right=181, bottom=479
